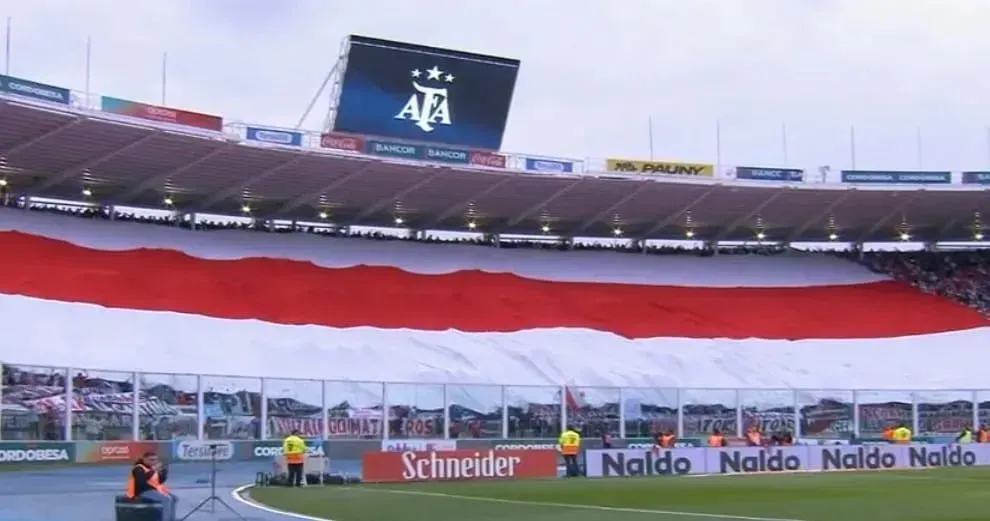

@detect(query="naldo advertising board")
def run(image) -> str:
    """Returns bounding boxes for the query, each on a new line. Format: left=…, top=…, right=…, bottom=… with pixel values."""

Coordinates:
left=585, top=443, right=990, bottom=477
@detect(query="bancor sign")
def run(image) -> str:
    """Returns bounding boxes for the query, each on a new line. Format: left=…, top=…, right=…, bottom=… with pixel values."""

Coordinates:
left=585, top=443, right=990, bottom=477
left=362, top=449, right=558, bottom=483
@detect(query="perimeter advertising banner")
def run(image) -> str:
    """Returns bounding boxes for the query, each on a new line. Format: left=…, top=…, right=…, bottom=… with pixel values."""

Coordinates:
left=585, top=443, right=990, bottom=477
left=362, top=449, right=559, bottom=483
left=524, top=157, right=574, bottom=173
left=961, top=172, right=990, bottom=184
left=606, top=159, right=714, bottom=177
left=75, top=441, right=167, bottom=463
left=245, top=126, right=303, bottom=147
left=320, top=132, right=365, bottom=152
left=736, top=166, right=804, bottom=182
left=0, top=441, right=74, bottom=465
left=841, top=170, right=951, bottom=184
left=364, top=138, right=505, bottom=167
left=100, top=96, right=223, bottom=131
left=0, top=74, right=71, bottom=105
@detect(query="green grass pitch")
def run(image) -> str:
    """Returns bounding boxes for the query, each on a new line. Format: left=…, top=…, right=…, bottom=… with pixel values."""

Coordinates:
left=244, top=467, right=990, bottom=521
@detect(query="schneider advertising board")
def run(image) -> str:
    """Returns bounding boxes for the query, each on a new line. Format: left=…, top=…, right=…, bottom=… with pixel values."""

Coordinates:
left=586, top=443, right=990, bottom=477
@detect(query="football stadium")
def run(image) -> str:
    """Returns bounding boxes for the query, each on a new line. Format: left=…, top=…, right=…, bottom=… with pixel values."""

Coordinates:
left=3, top=10, right=990, bottom=521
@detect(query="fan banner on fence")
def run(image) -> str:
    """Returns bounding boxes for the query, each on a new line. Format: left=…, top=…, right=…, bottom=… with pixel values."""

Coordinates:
left=524, top=157, right=574, bottom=173
left=0, top=74, right=71, bottom=105
left=100, top=96, right=223, bottom=131
left=585, top=443, right=990, bottom=477
left=362, top=449, right=559, bottom=482
left=245, top=126, right=303, bottom=147
left=606, top=159, right=714, bottom=177
left=841, top=170, right=951, bottom=184
left=735, top=166, right=804, bottom=182
left=269, top=415, right=440, bottom=438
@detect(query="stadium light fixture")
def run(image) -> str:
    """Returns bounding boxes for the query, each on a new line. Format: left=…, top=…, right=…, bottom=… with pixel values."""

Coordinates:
left=467, top=221, right=477, bottom=230
left=828, top=232, right=838, bottom=241
left=756, top=231, right=766, bottom=241
left=394, top=216, right=404, bottom=225
left=612, top=227, right=623, bottom=236
left=899, top=232, right=910, bottom=241
left=240, top=204, right=251, bottom=214
left=0, top=178, right=7, bottom=187
left=318, top=211, right=329, bottom=220
left=81, top=188, right=92, bottom=197
left=976, top=232, right=985, bottom=241
left=541, top=224, right=551, bottom=233
left=163, top=196, right=174, bottom=206
left=685, top=230, right=695, bottom=238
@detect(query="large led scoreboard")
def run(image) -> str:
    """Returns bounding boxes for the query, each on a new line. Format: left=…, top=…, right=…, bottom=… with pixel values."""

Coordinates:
left=330, top=35, right=521, bottom=151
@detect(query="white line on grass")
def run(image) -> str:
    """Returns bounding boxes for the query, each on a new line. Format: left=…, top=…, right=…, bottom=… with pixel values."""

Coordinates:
left=231, top=484, right=336, bottom=521
left=343, top=486, right=810, bottom=521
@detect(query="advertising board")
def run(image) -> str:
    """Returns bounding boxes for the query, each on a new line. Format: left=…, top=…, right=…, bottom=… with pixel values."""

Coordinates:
left=75, top=441, right=166, bottom=463
left=362, top=449, right=558, bottom=483
left=0, top=74, right=71, bottom=105
left=524, top=157, right=574, bottom=173
left=0, top=442, right=75, bottom=465
left=245, top=126, right=303, bottom=147
left=249, top=440, right=326, bottom=460
left=961, top=172, right=990, bottom=184
left=332, top=35, right=520, bottom=150
left=100, top=96, right=223, bottom=131
left=320, top=132, right=365, bottom=152
left=840, top=170, right=951, bottom=184
left=381, top=439, right=457, bottom=452
left=735, top=166, right=804, bottom=182
left=172, top=440, right=234, bottom=462
left=585, top=443, right=990, bottom=477
left=605, top=159, right=714, bottom=177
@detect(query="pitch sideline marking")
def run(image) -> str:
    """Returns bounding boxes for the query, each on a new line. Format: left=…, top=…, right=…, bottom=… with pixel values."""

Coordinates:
left=231, top=484, right=336, bottom=521
left=340, top=486, right=809, bottom=521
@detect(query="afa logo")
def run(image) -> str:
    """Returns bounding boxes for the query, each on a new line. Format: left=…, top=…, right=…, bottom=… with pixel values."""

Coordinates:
left=395, top=65, right=455, bottom=133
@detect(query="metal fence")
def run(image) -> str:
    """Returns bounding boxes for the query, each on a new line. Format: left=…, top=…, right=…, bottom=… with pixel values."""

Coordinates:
left=3, top=363, right=984, bottom=443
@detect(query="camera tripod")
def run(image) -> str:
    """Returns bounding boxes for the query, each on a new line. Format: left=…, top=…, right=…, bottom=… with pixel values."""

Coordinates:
left=179, top=444, right=247, bottom=521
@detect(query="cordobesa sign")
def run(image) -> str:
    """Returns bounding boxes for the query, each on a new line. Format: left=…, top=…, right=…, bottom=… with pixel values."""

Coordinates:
left=586, top=443, right=990, bottom=477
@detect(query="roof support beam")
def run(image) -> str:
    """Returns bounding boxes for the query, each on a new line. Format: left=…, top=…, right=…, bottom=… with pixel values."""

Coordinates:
left=272, top=160, right=376, bottom=216
left=424, top=174, right=518, bottom=228
left=785, top=189, right=856, bottom=242
left=505, top=177, right=584, bottom=228
left=713, top=187, right=789, bottom=242
left=2, top=119, right=82, bottom=157
left=191, top=154, right=307, bottom=212
left=32, top=131, right=160, bottom=193
left=113, top=142, right=235, bottom=204
left=570, top=182, right=652, bottom=236
left=345, top=168, right=443, bottom=225
left=636, top=185, right=719, bottom=240
left=856, top=190, right=926, bottom=243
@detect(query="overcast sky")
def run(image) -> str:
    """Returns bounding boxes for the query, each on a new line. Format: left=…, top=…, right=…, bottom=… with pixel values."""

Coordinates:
left=4, top=0, right=990, bottom=172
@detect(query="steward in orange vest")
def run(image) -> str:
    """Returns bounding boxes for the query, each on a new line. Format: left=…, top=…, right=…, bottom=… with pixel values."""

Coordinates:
left=127, top=451, right=177, bottom=521
left=708, top=430, right=727, bottom=447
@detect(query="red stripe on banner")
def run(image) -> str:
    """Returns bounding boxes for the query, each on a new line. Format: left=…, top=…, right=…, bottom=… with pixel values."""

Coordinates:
left=0, top=232, right=984, bottom=340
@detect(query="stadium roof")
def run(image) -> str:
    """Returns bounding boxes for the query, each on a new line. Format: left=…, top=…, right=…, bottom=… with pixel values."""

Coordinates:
left=1, top=95, right=989, bottom=243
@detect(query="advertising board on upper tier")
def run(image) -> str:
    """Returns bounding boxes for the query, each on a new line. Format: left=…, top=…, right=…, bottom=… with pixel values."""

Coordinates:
left=585, top=443, right=990, bottom=477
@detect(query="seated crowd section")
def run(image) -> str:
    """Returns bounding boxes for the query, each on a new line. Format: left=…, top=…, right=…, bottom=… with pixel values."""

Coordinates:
left=1, top=200, right=988, bottom=445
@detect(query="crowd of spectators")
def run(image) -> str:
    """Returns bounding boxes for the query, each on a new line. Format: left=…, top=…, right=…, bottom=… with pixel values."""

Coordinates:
left=855, top=250, right=990, bottom=316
